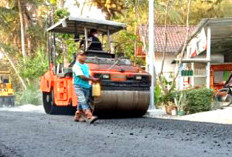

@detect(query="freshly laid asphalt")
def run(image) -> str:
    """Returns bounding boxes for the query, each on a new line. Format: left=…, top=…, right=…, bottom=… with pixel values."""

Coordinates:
left=0, top=111, right=232, bottom=157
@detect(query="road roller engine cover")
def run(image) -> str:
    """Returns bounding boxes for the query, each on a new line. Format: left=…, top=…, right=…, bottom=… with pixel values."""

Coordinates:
left=0, top=71, right=15, bottom=106
left=40, top=17, right=151, bottom=117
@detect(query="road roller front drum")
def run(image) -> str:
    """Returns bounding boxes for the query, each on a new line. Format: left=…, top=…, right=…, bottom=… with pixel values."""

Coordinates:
left=93, top=90, right=150, bottom=118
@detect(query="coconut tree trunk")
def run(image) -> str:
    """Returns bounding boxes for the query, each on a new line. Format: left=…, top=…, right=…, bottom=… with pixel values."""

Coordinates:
left=18, top=0, right=27, bottom=58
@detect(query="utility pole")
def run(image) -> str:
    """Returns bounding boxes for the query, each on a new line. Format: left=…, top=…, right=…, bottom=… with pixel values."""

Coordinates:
left=148, top=0, right=155, bottom=109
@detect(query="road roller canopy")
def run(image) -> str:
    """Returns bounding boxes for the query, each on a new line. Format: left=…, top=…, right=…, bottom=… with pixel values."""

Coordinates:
left=47, top=16, right=126, bottom=35
left=0, top=71, right=10, bottom=84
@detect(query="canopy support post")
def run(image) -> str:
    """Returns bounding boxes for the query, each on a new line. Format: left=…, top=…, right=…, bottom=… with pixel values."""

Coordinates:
left=107, top=28, right=112, bottom=53
left=84, top=27, right=88, bottom=51
left=52, top=33, right=56, bottom=74
left=191, top=63, right=195, bottom=87
left=206, top=26, right=211, bottom=89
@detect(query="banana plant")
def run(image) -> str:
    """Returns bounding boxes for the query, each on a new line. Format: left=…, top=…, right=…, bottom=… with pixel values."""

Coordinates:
left=174, top=91, right=187, bottom=111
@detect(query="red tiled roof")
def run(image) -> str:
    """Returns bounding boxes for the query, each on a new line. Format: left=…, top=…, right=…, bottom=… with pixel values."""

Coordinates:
left=139, top=25, right=196, bottom=54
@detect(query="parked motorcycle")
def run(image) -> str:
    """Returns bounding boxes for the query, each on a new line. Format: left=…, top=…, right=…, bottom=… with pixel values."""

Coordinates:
left=215, top=74, right=232, bottom=107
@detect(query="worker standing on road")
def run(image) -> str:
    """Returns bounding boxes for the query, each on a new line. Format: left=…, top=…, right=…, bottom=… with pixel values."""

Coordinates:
left=73, top=50, right=98, bottom=124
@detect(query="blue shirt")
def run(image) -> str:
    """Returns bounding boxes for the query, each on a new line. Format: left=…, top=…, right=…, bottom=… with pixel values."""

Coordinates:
left=72, top=62, right=91, bottom=89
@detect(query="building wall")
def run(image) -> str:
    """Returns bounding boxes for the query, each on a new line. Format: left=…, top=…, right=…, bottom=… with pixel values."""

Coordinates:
left=177, top=53, right=225, bottom=90
left=193, top=54, right=224, bottom=87
left=194, top=54, right=224, bottom=63
left=154, top=52, right=225, bottom=89
left=211, top=54, right=224, bottom=63
left=155, top=53, right=176, bottom=78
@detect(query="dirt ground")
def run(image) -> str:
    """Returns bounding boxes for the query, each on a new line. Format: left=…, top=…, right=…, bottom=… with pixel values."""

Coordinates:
left=146, top=107, right=232, bottom=125
left=0, top=109, right=232, bottom=157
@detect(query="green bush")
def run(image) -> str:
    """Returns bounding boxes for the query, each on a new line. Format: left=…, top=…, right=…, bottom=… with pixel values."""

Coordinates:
left=154, top=83, right=162, bottom=106
left=155, top=76, right=175, bottom=106
left=16, top=84, right=42, bottom=105
left=54, top=8, right=70, bottom=21
left=19, top=48, right=48, bottom=80
left=184, top=88, right=214, bottom=114
left=163, top=88, right=214, bottom=114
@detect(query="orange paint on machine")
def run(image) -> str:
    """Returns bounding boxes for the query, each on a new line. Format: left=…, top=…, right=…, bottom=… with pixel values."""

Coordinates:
left=40, top=17, right=151, bottom=117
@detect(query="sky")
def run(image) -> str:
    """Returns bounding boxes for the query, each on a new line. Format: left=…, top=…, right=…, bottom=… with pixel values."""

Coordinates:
left=0, top=52, right=3, bottom=59
left=64, top=0, right=106, bottom=19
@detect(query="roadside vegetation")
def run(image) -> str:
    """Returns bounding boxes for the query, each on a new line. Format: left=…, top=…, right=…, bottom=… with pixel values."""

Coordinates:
left=16, top=84, right=42, bottom=105
left=164, top=88, right=214, bottom=114
left=0, top=0, right=232, bottom=109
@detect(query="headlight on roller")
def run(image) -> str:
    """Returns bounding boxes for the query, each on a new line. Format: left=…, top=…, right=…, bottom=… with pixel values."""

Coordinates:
left=135, top=75, right=142, bottom=80
left=102, top=74, right=110, bottom=79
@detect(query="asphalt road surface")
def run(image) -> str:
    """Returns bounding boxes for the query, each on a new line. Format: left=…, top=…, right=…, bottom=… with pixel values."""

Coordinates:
left=0, top=111, right=232, bottom=157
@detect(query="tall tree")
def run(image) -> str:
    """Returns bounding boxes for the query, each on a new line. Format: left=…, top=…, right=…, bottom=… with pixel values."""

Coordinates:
left=18, top=0, right=27, bottom=58
left=90, top=0, right=124, bottom=18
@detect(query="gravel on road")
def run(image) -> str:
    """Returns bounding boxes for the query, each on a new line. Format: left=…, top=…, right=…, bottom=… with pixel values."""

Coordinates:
left=0, top=111, right=232, bottom=157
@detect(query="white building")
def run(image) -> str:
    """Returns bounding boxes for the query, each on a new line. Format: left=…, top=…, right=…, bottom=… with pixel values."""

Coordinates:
left=137, top=25, right=196, bottom=79
left=175, top=18, right=232, bottom=91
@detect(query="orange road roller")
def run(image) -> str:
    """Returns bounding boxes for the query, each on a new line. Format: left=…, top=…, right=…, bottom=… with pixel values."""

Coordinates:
left=40, top=16, right=151, bottom=117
